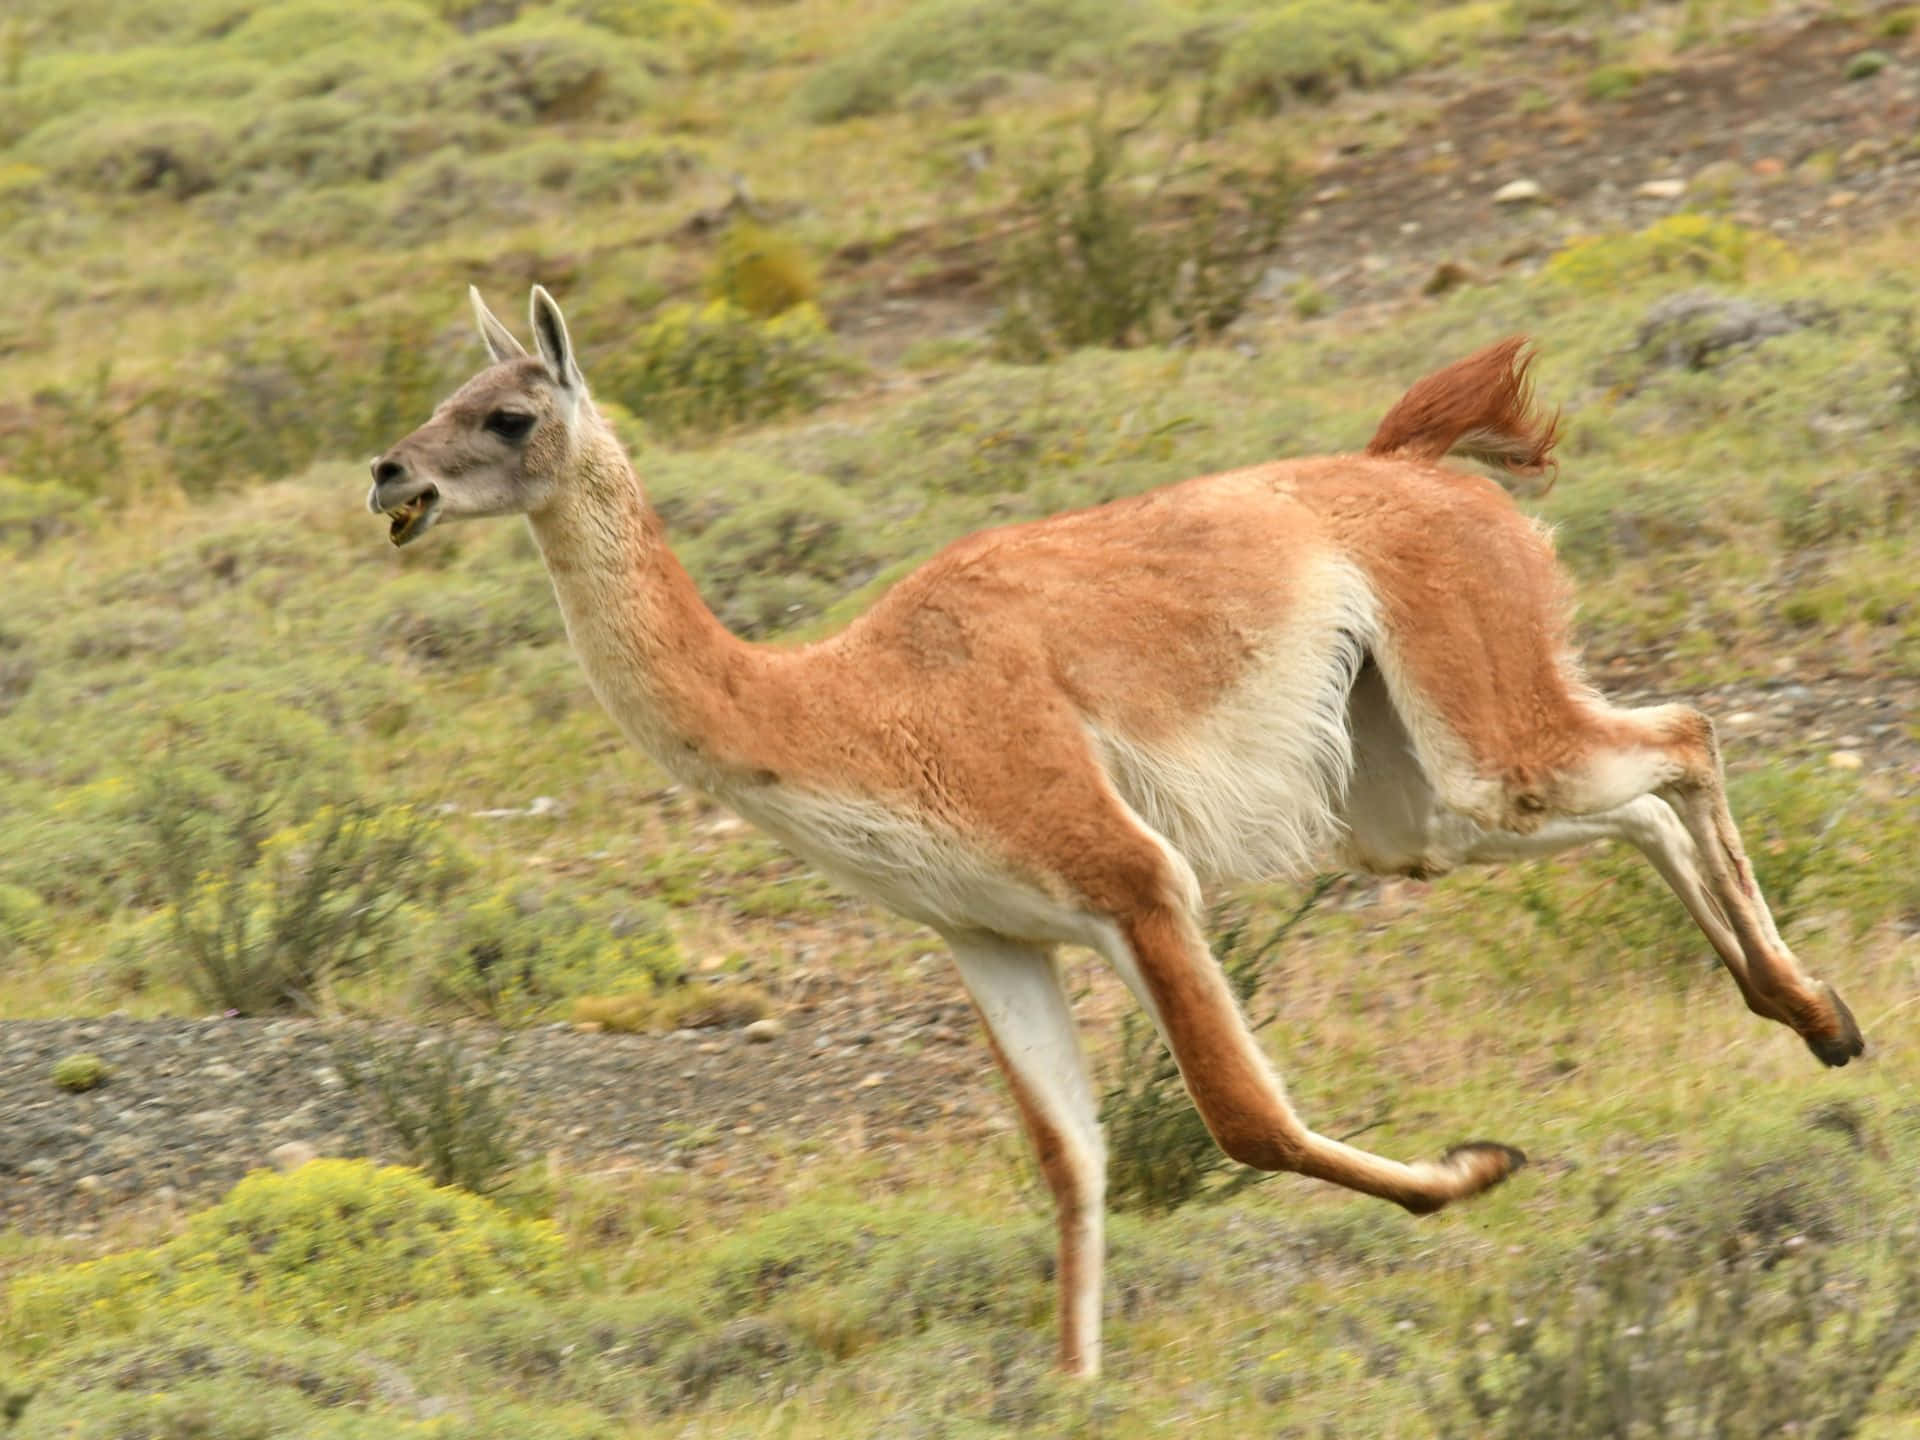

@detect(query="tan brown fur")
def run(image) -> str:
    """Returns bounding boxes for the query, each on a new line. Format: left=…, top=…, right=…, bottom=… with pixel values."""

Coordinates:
left=369, top=292, right=1864, bottom=1380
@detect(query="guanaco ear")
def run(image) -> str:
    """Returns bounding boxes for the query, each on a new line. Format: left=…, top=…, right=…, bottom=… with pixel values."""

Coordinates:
left=470, top=285, right=526, bottom=363
left=529, top=285, right=584, bottom=393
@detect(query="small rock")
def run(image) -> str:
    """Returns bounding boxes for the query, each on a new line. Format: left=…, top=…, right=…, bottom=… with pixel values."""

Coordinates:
left=527, top=795, right=562, bottom=818
left=1726, top=711, right=1760, bottom=728
left=1690, top=160, right=1744, bottom=199
left=1423, top=260, right=1476, bottom=296
left=74, top=1174, right=105, bottom=1197
left=1636, top=178, right=1687, bottom=199
left=742, top=1019, right=783, bottom=1044
left=1254, top=266, right=1303, bottom=300
left=269, top=1140, right=319, bottom=1173
left=1827, top=750, right=1864, bottom=772
left=857, top=1072, right=886, bottom=1090
left=1636, top=290, right=1810, bottom=371
left=1493, top=179, right=1544, bottom=205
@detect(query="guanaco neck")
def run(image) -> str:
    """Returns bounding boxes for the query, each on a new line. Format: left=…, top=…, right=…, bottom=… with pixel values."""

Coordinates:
left=523, top=412, right=789, bottom=791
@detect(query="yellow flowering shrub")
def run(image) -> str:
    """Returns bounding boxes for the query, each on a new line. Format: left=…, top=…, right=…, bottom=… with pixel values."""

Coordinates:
left=1545, top=215, right=1793, bottom=292
left=8, top=1159, right=565, bottom=1357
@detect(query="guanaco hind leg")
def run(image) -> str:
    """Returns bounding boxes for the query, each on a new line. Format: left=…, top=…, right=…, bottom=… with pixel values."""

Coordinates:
left=1550, top=702, right=1864, bottom=1065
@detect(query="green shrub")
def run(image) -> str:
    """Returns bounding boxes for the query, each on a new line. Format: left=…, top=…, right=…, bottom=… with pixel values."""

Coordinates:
left=561, top=0, right=734, bottom=48
left=370, top=570, right=565, bottom=669
left=229, top=99, right=455, bottom=188
left=2, top=0, right=257, bottom=51
left=427, top=16, right=657, bottom=123
left=51, top=1051, right=109, bottom=1092
left=143, top=794, right=461, bottom=1016
left=598, top=300, right=846, bottom=437
left=426, top=884, right=685, bottom=1024
left=1545, top=215, right=1793, bottom=292
left=245, top=182, right=384, bottom=255
left=2, top=48, right=262, bottom=145
left=1436, top=1228, right=1920, bottom=1439
left=650, top=454, right=878, bottom=633
left=470, top=135, right=695, bottom=206
left=215, top=0, right=451, bottom=61
left=4, top=362, right=127, bottom=497
left=152, top=307, right=462, bottom=494
left=994, top=106, right=1296, bottom=358
left=335, top=1032, right=521, bottom=1194
left=7, top=1159, right=566, bottom=1356
left=19, top=106, right=235, bottom=198
left=1101, top=881, right=1332, bottom=1212
left=0, top=474, right=92, bottom=550
left=0, top=883, right=54, bottom=958
left=1219, top=1, right=1409, bottom=113
left=1584, top=61, right=1644, bottom=100
left=795, top=0, right=1162, bottom=122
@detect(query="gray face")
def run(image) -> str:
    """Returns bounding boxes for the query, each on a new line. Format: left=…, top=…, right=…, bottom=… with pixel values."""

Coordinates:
left=366, top=285, right=587, bottom=547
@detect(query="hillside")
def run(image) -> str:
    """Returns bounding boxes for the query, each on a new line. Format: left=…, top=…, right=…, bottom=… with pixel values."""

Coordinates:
left=3, top=1, right=1920, bottom=1435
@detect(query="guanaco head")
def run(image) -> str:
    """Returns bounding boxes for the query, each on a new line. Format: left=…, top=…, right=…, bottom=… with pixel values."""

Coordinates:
left=368, top=286, right=589, bottom=547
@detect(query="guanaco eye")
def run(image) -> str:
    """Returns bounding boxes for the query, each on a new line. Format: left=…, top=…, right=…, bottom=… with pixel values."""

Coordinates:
left=484, top=410, right=535, bottom=442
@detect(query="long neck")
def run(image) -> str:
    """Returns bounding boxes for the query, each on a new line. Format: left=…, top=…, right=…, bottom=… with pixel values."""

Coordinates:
left=524, top=415, right=771, bottom=787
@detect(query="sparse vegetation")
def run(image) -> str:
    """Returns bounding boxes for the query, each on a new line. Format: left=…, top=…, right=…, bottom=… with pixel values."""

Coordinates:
left=1438, top=1224, right=1920, bottom=1438
left=139, top=788, right=453, bottom=1017
left=1218, top=1, right=1409, bottom=113
left=598, top=300, right=847, bottom=436
left=335, top=1031, right=523, bottom=1194
left=794, top=0, right=1160, bottom=122
left=993, top=100, right=1296, bottom=358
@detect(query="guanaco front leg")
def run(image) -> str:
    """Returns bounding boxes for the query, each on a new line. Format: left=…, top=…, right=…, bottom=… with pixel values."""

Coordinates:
left=1094, top=891, right=1524, bottom=1214
left=947, top=931, right=1106, bottom=1376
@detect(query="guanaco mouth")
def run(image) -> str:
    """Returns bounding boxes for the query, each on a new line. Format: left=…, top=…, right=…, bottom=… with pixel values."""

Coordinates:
left=385, top=487, right=440, bottom=546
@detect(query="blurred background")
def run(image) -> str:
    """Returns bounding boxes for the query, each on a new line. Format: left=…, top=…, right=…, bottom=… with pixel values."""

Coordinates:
left=1, top=0, right=1918, bottom=1434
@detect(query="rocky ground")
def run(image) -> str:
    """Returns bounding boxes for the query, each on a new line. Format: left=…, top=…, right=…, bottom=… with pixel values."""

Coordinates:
left=5, top=7, right=1917, bottom=1240
left=1, top=1000, right=1006, bottom=1237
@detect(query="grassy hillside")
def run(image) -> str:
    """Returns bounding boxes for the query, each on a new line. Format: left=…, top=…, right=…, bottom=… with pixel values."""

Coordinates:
left=3, top=0, right=1919, bottom=1434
